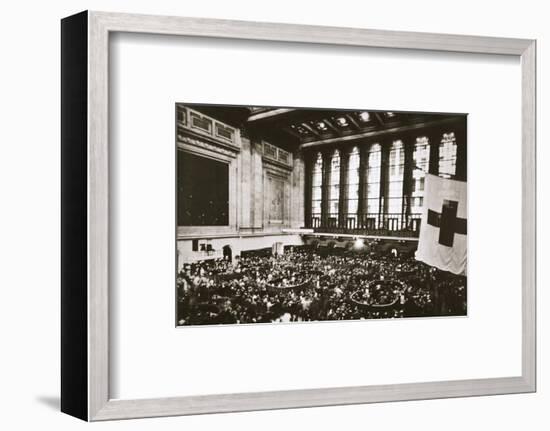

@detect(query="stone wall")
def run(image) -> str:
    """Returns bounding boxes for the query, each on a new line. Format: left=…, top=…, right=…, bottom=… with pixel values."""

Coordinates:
left=176, top=106, right=306, bottom=269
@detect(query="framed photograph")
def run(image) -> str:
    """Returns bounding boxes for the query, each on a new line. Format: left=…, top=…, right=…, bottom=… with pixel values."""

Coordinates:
left=175, top=103, right=468, bottom=327
left=61, top=11, right=536, bottom=421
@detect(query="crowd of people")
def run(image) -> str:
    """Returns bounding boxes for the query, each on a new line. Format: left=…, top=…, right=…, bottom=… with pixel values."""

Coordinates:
left=176, top=246, right=467, bottom=326
left=351, top=280, right=405, bottom=307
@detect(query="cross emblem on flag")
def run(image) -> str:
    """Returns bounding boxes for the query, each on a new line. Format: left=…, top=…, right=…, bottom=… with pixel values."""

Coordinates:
left=415, top=174, right=467, bottom=275
left=427, top=200, right=467, bottom=247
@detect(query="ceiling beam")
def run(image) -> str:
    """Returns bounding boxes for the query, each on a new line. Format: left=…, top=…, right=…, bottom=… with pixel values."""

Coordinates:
left=322, top=118, right=342, bottom=135
left=283, top=126, right=304, bottom=139
left=300, top=116, right=464, bottom=149
left=373, top=112, right=385, bottom=126
left=346, top=113, right=361, bottom=130
left=247, top=108, right=295, bottom=122
left=300, top=122, right=322, bottom=138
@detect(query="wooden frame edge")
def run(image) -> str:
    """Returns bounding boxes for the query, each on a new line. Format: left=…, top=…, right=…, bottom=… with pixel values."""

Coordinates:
left=520, top=39, right=537, bottom=393
left=90, top=376, right=534, bottom=421
left=88, top=10, right=110, bottom=421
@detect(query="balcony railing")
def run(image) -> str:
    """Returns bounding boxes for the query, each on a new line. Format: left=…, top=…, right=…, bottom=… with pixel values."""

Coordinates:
left=309, top=213, right=422, bottom=238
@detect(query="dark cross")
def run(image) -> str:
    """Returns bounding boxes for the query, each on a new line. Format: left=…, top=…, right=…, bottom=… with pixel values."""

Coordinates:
left=427, top=200, right=467, bottom=247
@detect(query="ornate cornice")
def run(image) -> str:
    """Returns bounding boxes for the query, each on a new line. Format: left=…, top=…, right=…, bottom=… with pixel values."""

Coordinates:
left=177, top=133, right=239, bottom=159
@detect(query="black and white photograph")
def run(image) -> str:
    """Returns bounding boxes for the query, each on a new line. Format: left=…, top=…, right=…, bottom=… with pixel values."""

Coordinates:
left=176, top=104, right=467, bottom=326
left=0, top=0, right=543, bottom=427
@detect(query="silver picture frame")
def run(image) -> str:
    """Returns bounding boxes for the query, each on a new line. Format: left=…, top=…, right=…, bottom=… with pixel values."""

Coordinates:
left=61, top=10, right=536, bottom=421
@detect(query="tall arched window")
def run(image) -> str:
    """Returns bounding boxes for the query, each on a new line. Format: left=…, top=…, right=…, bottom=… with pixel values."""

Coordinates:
left=311, top=152, right=323, bottom=227
left=439, top=132, right=457, bottom=178
left=328, top=150, right=341, bottom=226
left=388, top=140, right=405, bottom=218
left=366, top=143, right=381, bottom=228
left=411, top=136, right=430, bottom=214
left=346, top=147, right=360, bottom=227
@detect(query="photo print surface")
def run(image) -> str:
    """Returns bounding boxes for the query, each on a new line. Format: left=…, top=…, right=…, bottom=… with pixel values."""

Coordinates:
left=176, top=104, right=467, bottom=326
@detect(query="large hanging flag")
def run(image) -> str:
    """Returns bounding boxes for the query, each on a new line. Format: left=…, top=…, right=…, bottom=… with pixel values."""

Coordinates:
left=415, top=174, right=467, bottom=275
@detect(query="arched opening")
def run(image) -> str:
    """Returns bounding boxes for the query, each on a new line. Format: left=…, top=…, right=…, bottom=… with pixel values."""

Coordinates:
left=222, top=245, right=232, bottom=261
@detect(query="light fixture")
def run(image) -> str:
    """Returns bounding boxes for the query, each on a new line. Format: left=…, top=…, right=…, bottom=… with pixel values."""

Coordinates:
left=316, top=121, right=327, bottom=131
left=336, top=117, right=348, bottom=127
left=353, top=237, right=365, bottom=249
left=386, top=112, right=395, bottom=117
left=359, top=111, right=370, bottom=122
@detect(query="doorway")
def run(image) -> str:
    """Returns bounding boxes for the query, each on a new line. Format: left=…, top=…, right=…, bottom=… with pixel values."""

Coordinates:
left=222, top=245, right=232, bottom=261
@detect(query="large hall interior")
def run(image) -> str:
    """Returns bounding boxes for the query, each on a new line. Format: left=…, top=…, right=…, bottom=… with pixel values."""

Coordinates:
left=176, top=104, right=467, bottom=326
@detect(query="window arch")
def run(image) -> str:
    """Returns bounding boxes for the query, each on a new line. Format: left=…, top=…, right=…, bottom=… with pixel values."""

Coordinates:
left=365, top=143, right=382, bottom=228
left=411, top=136, right=430, bottom=214
left=311, top=152, right=323, bottom=227
left=387, top=140, right=405, bottom=215
left=346, top=147, right=360, bottom=227
left=327, top=150, right=341, bottom=226
left=439, top=132, right=457, bottom=178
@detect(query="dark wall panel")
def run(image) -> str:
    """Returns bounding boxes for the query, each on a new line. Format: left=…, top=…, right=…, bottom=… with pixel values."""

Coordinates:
left=177, top=151, right=229, bottom=226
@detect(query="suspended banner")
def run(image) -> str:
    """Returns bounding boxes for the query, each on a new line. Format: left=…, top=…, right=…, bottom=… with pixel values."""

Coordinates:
left=415, top=174, right=467, bottom=275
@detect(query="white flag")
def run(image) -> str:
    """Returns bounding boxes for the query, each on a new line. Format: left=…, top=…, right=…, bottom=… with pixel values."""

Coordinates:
left=415, top=174, right=467, bottom=275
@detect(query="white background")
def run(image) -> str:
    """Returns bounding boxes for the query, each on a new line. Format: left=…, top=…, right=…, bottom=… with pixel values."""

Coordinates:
left=0, top=0, right=546, bottom=429
left=111, top=33, right=521, bottom=399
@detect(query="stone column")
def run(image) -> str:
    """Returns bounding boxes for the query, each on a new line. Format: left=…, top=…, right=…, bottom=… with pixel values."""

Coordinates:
left=454, top=119, right=467, bottom=182
left=250, top=140, right=264, bottom=229
left=304, top=153, right=313, bottom=228
left=338, top=149, right=350, bottom=228
left=402, top=135, right=414, bottom=229
left=428, top=130, right=441, bottom=176
left=379, top=140, right=391, bottom=229
left=321, top=151, right=331, bottom=228
left=291, top=151, right=306, bottom=229
left=357, top=145, right=368, bottom=229
left=239, top=134, right=252, bottom=229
